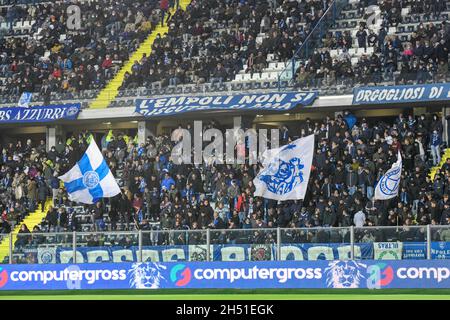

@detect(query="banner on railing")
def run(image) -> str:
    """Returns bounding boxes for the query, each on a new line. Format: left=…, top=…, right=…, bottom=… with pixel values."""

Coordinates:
left=402, top=243, right=427, bottom=259
left=0, top=103, right=81, bottom=123
left=0, top=260, right=449, bottom=290
left=17, top=242, right=450, bottom=264
left=431, top=242, right=450, bottom=259
left=352, top=83, right=450, bottom=105
left=29, top=243, right=373, bottom=264
left=135, top=92, right=318, bottom=117
left=373, top=242, right=403, bottom=260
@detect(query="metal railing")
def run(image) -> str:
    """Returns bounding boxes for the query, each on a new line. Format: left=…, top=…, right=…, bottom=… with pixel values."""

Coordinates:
left=2, top=225, right=449, bottom=264
left=277, top=0, right=349, bottom=90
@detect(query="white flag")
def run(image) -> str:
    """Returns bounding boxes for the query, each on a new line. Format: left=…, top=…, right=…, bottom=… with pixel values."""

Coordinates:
left=18, top=92, right=32, bottom=108
left=59, top=139, right=121, bottom=204
left=253, top=135, right=314, bottom=201
left=374, top=151, right=402, bottom=200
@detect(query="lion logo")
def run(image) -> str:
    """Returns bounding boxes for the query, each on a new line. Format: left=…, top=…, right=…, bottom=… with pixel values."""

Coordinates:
left=325, top=261, right=367, bottom=288
left=128, top=262, right=166, bottom=289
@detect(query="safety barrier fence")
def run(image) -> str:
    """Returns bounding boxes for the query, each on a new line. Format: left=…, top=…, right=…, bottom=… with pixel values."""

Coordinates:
left=2, top=225, right=449, bottom=264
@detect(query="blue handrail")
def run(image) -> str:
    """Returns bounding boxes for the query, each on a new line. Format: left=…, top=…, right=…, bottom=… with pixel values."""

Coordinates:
left=277, top=0, right=348, bottom=91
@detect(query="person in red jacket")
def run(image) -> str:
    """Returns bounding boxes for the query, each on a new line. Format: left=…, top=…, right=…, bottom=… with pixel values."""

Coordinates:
left=160, top=0, right=171, bottom=26
left=101, top=54, right=113, bottom=69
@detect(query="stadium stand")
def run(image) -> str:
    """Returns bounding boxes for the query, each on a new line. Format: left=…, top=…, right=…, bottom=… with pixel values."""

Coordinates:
left=1, top=110, right=449, bottom=263
left=0, top=0, right=449, bottom=266
left=291, top=0, right=450, bottom=89
left=2, top=0, right=449, bottom=108
left=0, top=0, right=180, bottom=107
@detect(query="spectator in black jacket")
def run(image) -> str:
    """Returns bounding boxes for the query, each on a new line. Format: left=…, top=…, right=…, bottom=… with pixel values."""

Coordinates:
left=44, top=206, right=58, bottom=231
left=92, top=201, right=105, bottom=231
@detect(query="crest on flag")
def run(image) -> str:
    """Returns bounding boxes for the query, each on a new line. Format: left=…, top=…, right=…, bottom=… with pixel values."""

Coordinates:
left=258, top=155, right=305, bottom=195
left=59, top=139, right=121, bottom=204
left=374, top=151, right=402, bottom=200
left=254, top=135, right=314, bottom=201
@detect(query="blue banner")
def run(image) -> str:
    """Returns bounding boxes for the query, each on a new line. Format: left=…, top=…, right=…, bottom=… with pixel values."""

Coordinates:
left=402, top=243, right=427, bottom=260
left=0, top=260, right=448, bottom=290
left=30, top=243, right=374, bottom=264
left=431, top=242, right=450, bottom=259
left=19, top=242, right=449, bottom=264
left=135, top=92, right=318, bottom=117
left=0, top=103, right=80, bottom=123
left=352, top=83, right=450, bottom=105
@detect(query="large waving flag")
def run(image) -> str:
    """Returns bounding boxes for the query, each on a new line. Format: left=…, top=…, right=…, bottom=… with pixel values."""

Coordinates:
left=374, top=151, right=402, bottom=200
left=254, top=135, right=314, bottom=201
left=59, top=139, right=121, bottom=204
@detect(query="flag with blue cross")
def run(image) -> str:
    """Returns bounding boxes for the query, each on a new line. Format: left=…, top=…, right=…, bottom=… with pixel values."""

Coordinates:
left=59, top=139, right=121, bottom=204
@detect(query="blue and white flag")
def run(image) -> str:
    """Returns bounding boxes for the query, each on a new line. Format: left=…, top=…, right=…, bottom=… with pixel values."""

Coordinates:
left=253, top=135, right=315, bottom=201
left=374, top=151, right=402, bottom=200
left=59, top=139, right=121, bottom=204
left=18, top=92, right=32, bottom=108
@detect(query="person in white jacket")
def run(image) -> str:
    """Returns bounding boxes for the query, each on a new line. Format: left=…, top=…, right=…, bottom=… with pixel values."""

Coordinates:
left=353, top=210, right=366, bottom=227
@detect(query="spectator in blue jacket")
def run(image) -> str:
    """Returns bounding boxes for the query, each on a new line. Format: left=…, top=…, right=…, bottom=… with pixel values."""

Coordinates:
left=50, top=174, right=60, bottom=206
left=161, top=172, right=175, bottom=191
left=430, top=130, right=442, bottom=165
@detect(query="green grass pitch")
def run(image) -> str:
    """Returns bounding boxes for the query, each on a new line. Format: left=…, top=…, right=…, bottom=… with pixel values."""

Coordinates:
left=0, top=289, right=449, bottom=300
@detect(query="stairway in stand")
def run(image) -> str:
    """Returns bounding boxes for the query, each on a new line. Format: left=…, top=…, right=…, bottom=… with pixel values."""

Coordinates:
left=89, top=0, right=192, bottom=109
left=428, top=148, right=450, bottom=180
left=0, top=200, right=51, bottom=263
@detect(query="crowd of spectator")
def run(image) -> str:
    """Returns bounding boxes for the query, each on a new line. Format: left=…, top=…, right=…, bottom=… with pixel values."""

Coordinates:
left=120, top=0, right=332, bottom=89
left=2, top=111, right=450, bottom=250
left=2, top=0, right=450, bottom=102
left=295, top=0, right=450, bottom=88
left=0, top=0, right=172, bottom=102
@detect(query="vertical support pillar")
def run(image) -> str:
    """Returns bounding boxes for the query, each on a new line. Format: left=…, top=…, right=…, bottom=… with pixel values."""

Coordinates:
left=9, top=232, right=13, bottom=264
left=426, top=224, right=431, bottom=260
left=276, top=227, right=281, bottom=261
left=206, top=229, right=211, bottom=262
left=138, top=230, right=143, bottom=262
left=73, top=231, right=77, bottom=263
left=442, top=106, right=450, bottom=144
left=46, top=125, right=64, bottom=152
left=137, top=121, right=157, bottom=146
left=233, top=116, right=242, bottom=129
left=350, top=226, right=355, bottom=260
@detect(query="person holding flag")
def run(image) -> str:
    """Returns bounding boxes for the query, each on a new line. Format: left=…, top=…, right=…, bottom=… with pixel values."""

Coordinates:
left=253, top=135, right=315, bottom=201
left=58, top=139, right=121, bottom=204
left=374, top=151, right=402, bottom=200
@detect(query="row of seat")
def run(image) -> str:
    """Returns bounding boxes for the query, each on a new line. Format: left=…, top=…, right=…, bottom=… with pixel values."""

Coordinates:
left=329, top=46, right=375, bottom=57
left=0, top=19, right=34, bottom=30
